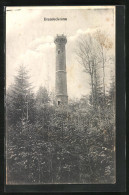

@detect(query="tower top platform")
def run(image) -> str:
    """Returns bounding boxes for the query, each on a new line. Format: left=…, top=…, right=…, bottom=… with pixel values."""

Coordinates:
left=54, top=34, right=67, bottom=44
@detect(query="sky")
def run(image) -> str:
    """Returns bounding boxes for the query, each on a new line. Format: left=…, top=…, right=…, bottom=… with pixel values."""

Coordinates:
left=6, top=6, right=115, bottom=99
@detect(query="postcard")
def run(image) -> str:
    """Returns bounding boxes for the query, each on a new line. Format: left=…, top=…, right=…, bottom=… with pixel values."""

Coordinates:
left=6, top=6, right=116, bottom=184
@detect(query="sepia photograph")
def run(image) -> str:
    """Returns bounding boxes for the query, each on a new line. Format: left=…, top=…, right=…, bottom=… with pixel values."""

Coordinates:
left=6, top=6, right=116, bottom=184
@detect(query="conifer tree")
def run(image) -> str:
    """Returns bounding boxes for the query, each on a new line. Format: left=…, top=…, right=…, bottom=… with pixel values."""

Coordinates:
left=7, top=65, right=34, bottom=124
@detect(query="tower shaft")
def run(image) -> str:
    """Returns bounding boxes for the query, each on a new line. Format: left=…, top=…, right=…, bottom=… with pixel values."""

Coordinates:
left=54, top=35, right=68, bottom=105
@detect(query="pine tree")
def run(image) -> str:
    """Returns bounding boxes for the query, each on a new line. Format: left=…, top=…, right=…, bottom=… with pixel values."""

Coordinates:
left=6, top=65, right=34, bottom=124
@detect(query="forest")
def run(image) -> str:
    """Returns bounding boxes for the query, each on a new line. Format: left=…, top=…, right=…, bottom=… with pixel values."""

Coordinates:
left=6, top=31, right=115, bottom=184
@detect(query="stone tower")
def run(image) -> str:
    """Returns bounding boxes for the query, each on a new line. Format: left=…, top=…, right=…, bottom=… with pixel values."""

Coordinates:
left=54, top=34, right=68, bottom=105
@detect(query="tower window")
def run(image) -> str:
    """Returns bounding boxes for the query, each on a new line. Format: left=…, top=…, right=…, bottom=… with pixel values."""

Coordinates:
left=58, top=101, right=60, bottom=105
left=58, top=50, right=60, bottom=54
